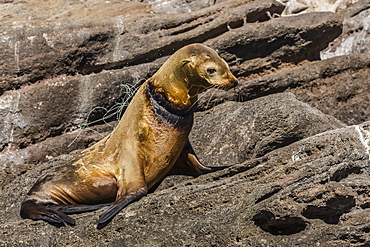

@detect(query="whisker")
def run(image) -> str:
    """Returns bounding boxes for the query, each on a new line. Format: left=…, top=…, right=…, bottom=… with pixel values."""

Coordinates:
left=187, top=85, right=215, bottom=112
left=237, top=85, right=243, bottom=102
left=233, top=85, right=240, bottom=102
left=205, top=86, right=220, bottom=110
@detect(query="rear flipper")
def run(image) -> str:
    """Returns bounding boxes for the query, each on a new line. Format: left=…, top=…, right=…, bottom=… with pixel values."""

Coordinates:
left=169, top=140, right=231, bottom=177
left=48, top=203, right=111, bottom=214
left=20, top=200, right=75, bottom=226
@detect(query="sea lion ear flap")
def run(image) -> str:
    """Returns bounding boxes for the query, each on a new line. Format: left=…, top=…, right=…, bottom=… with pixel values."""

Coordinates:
left=182, top=55, right=197, bottom=67
left=182, top=59, right=191, bottom=67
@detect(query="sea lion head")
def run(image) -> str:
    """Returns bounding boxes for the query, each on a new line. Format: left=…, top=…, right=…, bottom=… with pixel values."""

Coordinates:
left=150, top=43, right=238, bottom=108
left=180, top=44, right=238, bottom=89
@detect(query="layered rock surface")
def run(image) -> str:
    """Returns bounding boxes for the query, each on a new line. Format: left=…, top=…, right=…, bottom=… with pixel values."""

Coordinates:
left=1, top=0, right=370, bottom=246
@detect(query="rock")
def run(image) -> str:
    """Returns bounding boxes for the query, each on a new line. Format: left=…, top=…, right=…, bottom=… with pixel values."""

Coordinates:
left=0, top=0, right=284, bottom=93
left=244, top=121, right=370, bottom=245
left=1, top=0, right=370, bottom=245
left=0, top=63, right=156, bottom=153
left=277, top=0, right=356, bottom=15
left=205, top=11, right=342, bottom=77
left=0, top=123, right=116, bottom=168
left=0, top=0, right=152, bottom=22
left=275, top=0, right=370, bottom=76
left=288, top=55, right=370, bottom=125
left=197, top=53, right=370, bottom=125
left=139, top=0, right=216, bottom=14
left=0, top=22, right=117, bottom=93
left=87, top=0, right=285, bottom=69
left=1, top=107, right=369, bottom=246
left=159, top=92, right=345, bottom=189
left=0, top=7, right=341, bottom=165
left=321, top=0, right=370, bottom=59
left=0, top=0, right=286, bottom=168
left=189, top=93, right=344, bottom=166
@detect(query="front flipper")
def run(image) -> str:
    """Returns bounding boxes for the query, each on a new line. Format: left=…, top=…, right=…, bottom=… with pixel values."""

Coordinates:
left=170, top=140, right=231, bottom=177
left=97, top=187, right=147, bottom=226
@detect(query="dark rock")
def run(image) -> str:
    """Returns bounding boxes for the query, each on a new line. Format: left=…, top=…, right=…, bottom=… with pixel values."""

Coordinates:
left=288, top=56, right=370, bottom=125
left=252, top=210, right=309, bottom=235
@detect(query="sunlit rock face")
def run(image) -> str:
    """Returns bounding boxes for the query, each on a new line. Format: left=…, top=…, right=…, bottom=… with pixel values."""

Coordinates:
left=275, top=0, right=370, bottom=59
left=277, top=0, right=358, bottom=15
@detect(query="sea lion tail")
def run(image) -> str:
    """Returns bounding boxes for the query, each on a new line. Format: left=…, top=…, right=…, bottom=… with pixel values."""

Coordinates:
left=20, top=200, right=75, bottom=226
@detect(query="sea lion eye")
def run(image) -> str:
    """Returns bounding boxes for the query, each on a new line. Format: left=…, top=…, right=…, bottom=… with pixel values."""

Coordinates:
left=207, top=68, right=217, bottom=74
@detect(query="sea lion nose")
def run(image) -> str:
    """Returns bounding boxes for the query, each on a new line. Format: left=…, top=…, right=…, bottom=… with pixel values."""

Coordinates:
left=233, top=79, right=238, bottom=87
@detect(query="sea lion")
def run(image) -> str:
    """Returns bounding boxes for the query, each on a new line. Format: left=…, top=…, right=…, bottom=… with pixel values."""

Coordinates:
left=20, top=43, right=238, bottom=227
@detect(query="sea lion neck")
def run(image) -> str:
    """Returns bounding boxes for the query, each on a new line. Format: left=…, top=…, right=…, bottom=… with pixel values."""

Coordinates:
left=146, top=81, right=196, bottom=116
left=150, top=69, right=199, bottom=109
